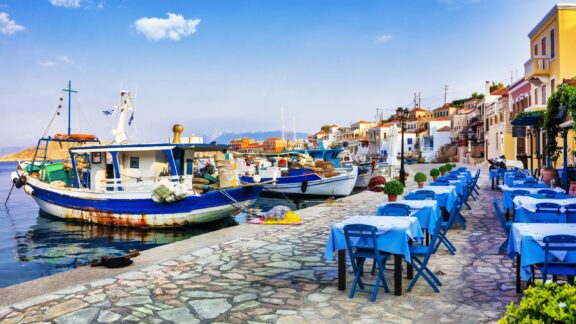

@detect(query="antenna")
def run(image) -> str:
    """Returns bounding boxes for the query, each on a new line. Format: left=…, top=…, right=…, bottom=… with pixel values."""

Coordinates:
left=62, top=80, right=78, bottom=136
left=281, top=108, right=285, bottom=142
left=292, top=116, right=296, bottom=142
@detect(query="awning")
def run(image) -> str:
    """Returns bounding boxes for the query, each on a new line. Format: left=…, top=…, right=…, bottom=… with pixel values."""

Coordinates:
left=511, top=111, right=544, bottom=126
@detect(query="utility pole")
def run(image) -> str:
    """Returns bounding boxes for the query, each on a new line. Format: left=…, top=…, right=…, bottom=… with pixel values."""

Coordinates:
left=418, top=92, right=421, bottom=108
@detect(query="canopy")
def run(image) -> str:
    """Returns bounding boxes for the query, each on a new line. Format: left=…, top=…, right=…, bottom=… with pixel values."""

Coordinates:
left=511, top=112, right=544, bottom=126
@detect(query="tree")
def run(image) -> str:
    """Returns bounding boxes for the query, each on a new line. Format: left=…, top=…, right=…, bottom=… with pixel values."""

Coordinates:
left=471, top=92, right=485, bottom=100
left=489, top=82, right=505, bottom=93
left=321, top=125, right=331, bottom=133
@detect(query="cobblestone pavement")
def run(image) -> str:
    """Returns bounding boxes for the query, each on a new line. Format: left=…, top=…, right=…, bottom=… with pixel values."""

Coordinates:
left=0, top=165, right=519, bottom=323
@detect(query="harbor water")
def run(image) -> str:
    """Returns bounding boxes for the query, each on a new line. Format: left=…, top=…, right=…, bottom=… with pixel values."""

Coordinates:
left=0, top=162, right=323, bottom=288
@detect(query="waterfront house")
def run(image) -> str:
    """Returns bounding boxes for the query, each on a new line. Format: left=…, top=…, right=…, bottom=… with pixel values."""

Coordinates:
left=263, top=138, right=286, bottom=153
left=509, top=78, right=532, bottom=167
left=230, top=138, right=254, bottom=150
left=485, top=87, right=514, bottom=161
left=521, top=3, right=576, bottom=172
left=367, top=124, right=390, bottom=157
left=419, top=117, right=451, bottom=162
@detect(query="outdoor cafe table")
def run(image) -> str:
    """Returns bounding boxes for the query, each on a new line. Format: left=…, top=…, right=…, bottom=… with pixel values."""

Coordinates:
left=500, top=185, right=564, bottom=210
left=451, top=169, right=472, bottom=183
left=376, top=200, right=441, bottom=235
left=410, top=185, right=458, bottom=212
left=512, top=195, right=576, bottom=223
left=490, top=169, right=530, bottom=189
left=507, top=223, right=576, bottom=293
left=324, top=216, right=424, bottom=296
left=504, top=173, right=536, bottom=187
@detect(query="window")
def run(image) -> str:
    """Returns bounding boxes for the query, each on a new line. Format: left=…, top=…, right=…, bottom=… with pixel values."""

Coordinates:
left=534, top=89, right=538, bottom=107
left=130, top=156, right=140, bottom=169
left=534, top=43, right=538, bottom=56
left=407, top=138, right=413, bottom=145
left=550, top=29, right=556, bottom=59
left=541, top=37, right=547, bottom=56
left=551, top=79, right=556, bottom=94
left=542, top=85, right=547, bottom=105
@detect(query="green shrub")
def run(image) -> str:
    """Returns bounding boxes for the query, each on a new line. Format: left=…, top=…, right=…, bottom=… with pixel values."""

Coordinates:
left=414, top=172, right=427, bottom=183
left=499, top=282, right=576, bottom=323
left=439, top=166, right=447, bottom=174
left=445, top=163, right=453, bottom=171
left=430, top=168, right=440, bottom=177
left=384, top=180, right=404, bottom=195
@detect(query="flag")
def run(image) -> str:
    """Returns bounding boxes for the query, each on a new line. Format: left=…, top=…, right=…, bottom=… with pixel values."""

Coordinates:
left=102, top=108, right=115, bottom=116
left=128, top=112, right=135, bottom=125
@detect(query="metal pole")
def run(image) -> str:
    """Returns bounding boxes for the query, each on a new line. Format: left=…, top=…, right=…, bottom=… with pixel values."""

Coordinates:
left=400, top=119, right=405, bottom=186
left=536, top=127, right=541, bottom=171
left=564, top=129, right=568, bottom=191
left=67, top=80, right=72, bottom=137
left=530, top=129, right=534, bottom=174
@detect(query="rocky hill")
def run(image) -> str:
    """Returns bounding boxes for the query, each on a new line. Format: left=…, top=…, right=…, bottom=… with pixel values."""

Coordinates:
left=0, top=141, right=106, bottom=162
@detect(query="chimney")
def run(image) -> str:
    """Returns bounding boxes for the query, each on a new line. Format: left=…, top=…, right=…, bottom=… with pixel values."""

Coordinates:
left=485, top=81, right=491, bottom=96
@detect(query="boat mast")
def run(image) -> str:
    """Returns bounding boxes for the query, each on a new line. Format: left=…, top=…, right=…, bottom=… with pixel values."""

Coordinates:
left=112, top=90, right=134, bottom=144
left=62, top=80, right=77, bottom=137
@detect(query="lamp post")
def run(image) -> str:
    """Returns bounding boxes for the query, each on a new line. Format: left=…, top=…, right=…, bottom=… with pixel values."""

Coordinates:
left=396, top=107, right=409, bottom=186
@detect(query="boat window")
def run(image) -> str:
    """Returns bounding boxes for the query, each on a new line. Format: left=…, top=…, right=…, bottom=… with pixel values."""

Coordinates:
left=130, top=156, right=140, bottom=169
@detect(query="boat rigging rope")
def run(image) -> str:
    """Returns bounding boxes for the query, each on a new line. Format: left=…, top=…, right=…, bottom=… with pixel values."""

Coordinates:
left=216, top=188, right=261, bottom=218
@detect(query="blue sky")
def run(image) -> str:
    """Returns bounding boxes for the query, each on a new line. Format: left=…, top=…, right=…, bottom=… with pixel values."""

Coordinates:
left=0, top=0, right=566, bottom=146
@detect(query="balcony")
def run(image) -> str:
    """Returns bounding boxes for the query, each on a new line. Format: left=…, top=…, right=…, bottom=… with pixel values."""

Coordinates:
left=524, top=56, right=550, bottom=80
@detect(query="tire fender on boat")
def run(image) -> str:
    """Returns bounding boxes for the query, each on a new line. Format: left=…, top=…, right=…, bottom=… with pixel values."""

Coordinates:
left=301, top=179, right=308, bottom=193
left=14, top=175, right=27, bottom=189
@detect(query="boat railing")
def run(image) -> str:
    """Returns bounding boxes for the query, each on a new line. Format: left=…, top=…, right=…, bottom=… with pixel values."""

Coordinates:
left=96, top=175, right=191, bottom=192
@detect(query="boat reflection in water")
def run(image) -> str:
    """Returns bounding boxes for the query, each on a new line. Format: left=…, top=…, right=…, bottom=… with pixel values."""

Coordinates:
left=12, top=210, right=238, bottom=272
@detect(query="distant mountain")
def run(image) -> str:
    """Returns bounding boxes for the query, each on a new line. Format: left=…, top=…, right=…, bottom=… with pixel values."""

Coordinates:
left=213, top=131, right=309, bottom=144
left=0, top=147, right=26, bottom=158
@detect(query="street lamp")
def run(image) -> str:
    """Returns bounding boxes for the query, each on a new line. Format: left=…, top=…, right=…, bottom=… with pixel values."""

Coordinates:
left=396, top=107, right=409, bottom=186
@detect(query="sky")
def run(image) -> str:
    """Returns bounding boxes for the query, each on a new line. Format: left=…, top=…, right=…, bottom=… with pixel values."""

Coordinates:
left=0, top=0, right=567, bottom=146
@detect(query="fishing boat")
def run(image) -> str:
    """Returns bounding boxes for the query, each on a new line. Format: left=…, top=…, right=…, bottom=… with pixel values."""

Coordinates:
left=11, top=82, right=263, bottom=227
left=238, top=152, right=357, bottom=197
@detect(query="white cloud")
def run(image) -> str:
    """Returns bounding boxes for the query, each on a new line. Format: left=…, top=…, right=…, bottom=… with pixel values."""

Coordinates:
left=37, top=55, right=72, bottom=67
left=49, top=0, right=81, bottom=8
left=0, top=12, right=24, bottom=35
left=134, top=13, right=200, bottom=41
left=97, top=2, right=104, bottom=9
left=375, top=34, right=393, bottom=44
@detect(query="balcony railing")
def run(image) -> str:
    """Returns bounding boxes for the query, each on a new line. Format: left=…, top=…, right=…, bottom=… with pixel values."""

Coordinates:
left=524, top=56, right=550, bottom=79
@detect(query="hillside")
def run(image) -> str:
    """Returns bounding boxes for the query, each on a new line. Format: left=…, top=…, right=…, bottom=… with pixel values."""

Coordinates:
left=0, top=142, right=108, bottom=162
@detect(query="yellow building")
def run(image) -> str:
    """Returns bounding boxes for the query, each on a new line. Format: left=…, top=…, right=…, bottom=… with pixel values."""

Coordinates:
left=523, top=4, right=576, bottom=171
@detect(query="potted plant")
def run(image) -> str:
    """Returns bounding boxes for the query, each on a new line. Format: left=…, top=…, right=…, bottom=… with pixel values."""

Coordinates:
left=499, top=282, right=576, bottom=323
left=383, top=180, right=404, bottom=202
left=439, top=165, right=447, bottom=176
left=445, top=163, right=453, bottom=172
left=414, top=172, right=427, bottom=188
left=430, top=168, right=440, bottom=181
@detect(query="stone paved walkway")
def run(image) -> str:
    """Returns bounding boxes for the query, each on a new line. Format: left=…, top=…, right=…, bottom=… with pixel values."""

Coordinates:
left=0, top=165, right=520, bottom=323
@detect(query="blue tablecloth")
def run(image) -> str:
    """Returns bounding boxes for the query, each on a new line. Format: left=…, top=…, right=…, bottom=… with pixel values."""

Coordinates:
left=501, top=186, right=564, bottom=210
left=410, top=186, right=457, bottom=212
left=324, top=216, right=424, bottom=262
left=504, top=174, right=536, bottom=187
left=448, top=180, right=465, bottom=196
left=449, top=170, right=472, bottom=183
left=376, top=200, right=441, bottom=233
left=508, top=223, right=576, bottom=281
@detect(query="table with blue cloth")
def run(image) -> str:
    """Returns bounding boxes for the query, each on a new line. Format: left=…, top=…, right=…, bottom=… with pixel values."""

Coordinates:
left=507, top=223, right=576, bottom=293
left=410, top=186, right=458, bottom=212
left=500, top=185, right=564, bottom=210
left=450, top=170, right=473, bottom=183
left=504, top=173, right=536, bottom=187
left=376, top=200, right=441, bottom=234
left=513, top=195, right=576, bottom=223
left=325, top=215, right=424, bottom=296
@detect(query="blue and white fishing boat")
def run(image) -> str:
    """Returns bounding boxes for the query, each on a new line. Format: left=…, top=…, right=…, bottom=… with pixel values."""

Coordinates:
left=239, top=152, right=357, bottom=197
left=12, top=83, right=263, bottom=227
